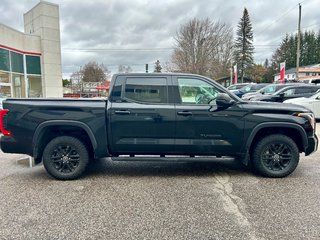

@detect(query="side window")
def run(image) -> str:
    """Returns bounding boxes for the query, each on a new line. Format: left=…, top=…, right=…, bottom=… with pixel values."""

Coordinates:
left=296, top=87, right=318, bottom=94
left=283, top=88, right=295, bottom=96
left=124, top=77, right=168, bottom=103
left=109, top=77, right=125, bottom=102
left=177, top=78, right=220, bottom=105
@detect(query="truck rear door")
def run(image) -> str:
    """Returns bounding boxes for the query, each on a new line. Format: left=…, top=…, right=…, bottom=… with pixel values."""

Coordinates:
left=108, top=75, right=176, bottom=155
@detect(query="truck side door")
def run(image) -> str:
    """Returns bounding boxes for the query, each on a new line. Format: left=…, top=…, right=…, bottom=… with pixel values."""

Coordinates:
left=108, top=75, right=176, bottom=155
left=173, top=76, right=245, bottom=155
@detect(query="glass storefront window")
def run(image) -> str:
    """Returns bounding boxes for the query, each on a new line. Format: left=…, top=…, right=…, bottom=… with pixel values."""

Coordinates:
left=12, top=74, right=25, bottom=98
left=0, top=49, right=10, bottom=72
left=26, top=55, right=41, bottom=75
left=0, top=71, right=10, bottom=84
left=0, top=85, right=11, bottom=98
left=10, top=52, right=24, bottom=74
left=28, top=76, right=42, bottom=97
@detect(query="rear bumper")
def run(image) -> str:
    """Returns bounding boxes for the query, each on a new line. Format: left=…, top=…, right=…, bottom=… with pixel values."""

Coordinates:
left=305, top=134, right=318, bottom=156
left=0, top=136, right=32, bottom=155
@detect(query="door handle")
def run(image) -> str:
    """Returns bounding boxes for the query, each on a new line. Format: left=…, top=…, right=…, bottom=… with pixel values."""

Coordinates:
left=177, top=111, right=192, bottom=116
left=115, top=110, right=131, bottom=115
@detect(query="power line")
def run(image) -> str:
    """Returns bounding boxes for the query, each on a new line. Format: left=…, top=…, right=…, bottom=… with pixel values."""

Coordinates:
left=255, top=3, right=298, bottom=36
left=62, top=47, right=174, bottom=52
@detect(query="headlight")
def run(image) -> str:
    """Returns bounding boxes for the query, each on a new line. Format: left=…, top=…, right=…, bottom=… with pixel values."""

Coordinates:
left=294, top=112, right=316, bottom=130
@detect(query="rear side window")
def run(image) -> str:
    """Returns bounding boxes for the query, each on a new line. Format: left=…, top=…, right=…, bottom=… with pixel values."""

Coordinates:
left=124, top=77, right=168, bottom=103
left=296, top=87, right=319, bottom=94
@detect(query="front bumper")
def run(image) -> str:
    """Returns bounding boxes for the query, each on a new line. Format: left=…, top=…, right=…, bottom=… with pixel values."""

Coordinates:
left=305, top=133, right=318, bottom=156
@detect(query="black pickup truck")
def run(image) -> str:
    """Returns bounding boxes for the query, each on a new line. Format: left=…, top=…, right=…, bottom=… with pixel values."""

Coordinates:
left=0, top=73, right=318, bottom=180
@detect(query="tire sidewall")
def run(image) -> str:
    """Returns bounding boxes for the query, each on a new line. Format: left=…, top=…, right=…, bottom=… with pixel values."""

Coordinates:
left=252, top=134, right=299, bottom=178
left=43, top=136, right=89, bottom=180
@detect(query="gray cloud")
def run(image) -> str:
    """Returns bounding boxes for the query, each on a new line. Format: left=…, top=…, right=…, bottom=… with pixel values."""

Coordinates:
left=0, top=0, right=319, bottom=77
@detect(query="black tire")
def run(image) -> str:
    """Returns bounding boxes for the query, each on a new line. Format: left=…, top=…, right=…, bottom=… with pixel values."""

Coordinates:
left=252, top=134, right=299, bottom=178
left=43, top=136, right=89, bottom=180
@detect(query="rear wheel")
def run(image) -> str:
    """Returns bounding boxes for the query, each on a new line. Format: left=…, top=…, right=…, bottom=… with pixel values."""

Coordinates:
left=252, top=134, right=299, bottom=178
left=43, top=136, right=89, bottom=180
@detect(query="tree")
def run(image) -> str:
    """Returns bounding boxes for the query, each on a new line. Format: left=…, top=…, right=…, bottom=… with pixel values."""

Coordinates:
left=271, top=30, right=320, bottom=74
left=118, top=65, right=132, bottom=73
left=62, top=79, right=70, bottom=87
left=247, top=64, right=266, bottom=82
left=154, top=60, right=162, bottom=72
left=81, top=62, right=110, bottom=82
left=171, top=18, right=233, bottom=79
left=70, top=71, right=82, bottom=84
left=263, top=58, right=275, bottom=83
left=234, top=8, right=254, bottom=82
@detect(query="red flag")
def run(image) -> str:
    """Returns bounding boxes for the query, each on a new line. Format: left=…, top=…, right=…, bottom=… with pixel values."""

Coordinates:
left=280, top=62, right=285, bottom=83
left=233, top=64, right=237, bottom=84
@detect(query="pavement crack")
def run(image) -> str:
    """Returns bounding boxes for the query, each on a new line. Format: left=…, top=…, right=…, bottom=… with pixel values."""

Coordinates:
left=213, top=172, right=262, bottom=240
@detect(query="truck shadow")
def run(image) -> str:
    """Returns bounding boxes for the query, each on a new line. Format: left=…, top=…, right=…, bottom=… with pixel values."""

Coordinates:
left=85, top=157, right=253, bottom=178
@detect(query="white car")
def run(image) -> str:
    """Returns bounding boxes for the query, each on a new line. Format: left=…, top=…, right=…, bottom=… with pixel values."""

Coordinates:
left=284, top=91, right=320, bottom=119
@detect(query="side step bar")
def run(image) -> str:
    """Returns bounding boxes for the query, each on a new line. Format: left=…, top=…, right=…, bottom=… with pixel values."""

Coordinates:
left=111, top=155, right=236, bottom=162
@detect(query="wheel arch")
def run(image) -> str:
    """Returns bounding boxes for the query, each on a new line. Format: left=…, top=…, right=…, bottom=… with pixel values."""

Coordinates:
left=32, top=120, right=97, bottom=164
left=246, top=122, right=308, bottom=156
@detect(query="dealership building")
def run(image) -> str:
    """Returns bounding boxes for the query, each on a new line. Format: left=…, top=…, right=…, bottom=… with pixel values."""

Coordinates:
left=0, top=1, right=62, bottom=98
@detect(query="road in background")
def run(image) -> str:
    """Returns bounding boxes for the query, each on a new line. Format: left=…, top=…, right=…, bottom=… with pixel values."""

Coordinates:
left=0, top=125, right=319, bottom=239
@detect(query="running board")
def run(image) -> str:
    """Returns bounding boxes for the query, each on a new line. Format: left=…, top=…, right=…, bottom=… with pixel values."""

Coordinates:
left=111, top=155, right=236, bottom=162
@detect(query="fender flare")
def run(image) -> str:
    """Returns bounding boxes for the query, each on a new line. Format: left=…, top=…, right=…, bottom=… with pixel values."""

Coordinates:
left=245, top=122, right=308, bottom=151
left=32, top=120, right=97, bottom=159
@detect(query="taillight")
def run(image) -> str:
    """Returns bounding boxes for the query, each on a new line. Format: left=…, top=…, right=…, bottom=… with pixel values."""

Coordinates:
left=0, top=109, right=12, bottom=136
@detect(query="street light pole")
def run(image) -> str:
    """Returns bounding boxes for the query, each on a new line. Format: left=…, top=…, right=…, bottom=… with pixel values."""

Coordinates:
left=296, top=3, right=301, bottom=81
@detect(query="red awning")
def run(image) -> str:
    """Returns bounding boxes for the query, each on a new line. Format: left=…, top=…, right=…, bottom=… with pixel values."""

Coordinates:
left=95, top=86, right=110, bottom=90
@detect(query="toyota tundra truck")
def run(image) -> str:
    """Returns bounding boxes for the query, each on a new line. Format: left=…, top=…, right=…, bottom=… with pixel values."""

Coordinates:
left=0, top=73, right=318, bottom=180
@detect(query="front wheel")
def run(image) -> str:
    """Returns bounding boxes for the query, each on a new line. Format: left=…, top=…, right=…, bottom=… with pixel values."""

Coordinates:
left=43, top=136, right=89, bottom=180
left=252, top=134, right=299, bottom=178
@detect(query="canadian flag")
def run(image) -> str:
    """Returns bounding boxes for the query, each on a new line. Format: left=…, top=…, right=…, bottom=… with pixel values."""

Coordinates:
left=233, top=64, right=237, bottom=84
left=280, top=62, right=285, bottom=83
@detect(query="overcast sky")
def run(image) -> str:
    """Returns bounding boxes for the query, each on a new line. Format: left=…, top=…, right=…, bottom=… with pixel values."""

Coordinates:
left=1, top=0, right=319, bottom=78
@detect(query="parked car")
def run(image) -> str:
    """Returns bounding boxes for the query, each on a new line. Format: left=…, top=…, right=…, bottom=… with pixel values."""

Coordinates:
left=302, top=79, right=320, bottom=84
left=233, top=83, right=269, bottom=98
left=284, top=90, right=320, bottom=119
left=0, top=73, right=318, bottom=180
left=242, top=83, right=297, bottom=101
left=252, top=84, right=320, bottom=102
left=227, top=83, right=249, bottom=91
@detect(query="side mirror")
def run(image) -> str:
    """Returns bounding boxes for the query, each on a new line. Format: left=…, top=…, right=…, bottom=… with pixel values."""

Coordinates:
left=260, top=90, right=265, bottom=94
left=213, top=93, right=235, bottom=110
left=278, top=92, right=285, bottom=98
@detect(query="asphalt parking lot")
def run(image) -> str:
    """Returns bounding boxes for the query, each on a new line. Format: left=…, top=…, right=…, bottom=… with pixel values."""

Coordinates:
left=0, top=125, right=320, bottom=240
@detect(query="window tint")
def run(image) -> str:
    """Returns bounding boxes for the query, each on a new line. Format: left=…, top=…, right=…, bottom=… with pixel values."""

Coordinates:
left=296, top=87, right=318, bottom=94
left=0, top=49, right=10, bottom=71
left=124, top=77, right=168, bottom=103
left=10, top=52, right=24, bottom=73
left=177, top=78, right=220, bottom=105
left=110, top=77, right=125, bottom=102
left=26, top=55, right=41, bottom=75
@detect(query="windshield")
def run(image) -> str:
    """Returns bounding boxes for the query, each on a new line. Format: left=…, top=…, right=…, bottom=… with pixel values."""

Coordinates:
left=239, top=84, right=267, bottom=93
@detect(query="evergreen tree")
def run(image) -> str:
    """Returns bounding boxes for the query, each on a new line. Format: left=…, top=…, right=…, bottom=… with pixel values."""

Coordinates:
left=317, top=31, right=320, bottom=62
left=234, top=8, right=254, bottom=82
left=271, top=30, right=320, bottom=73
left=154, top=60, right=162, bottom=72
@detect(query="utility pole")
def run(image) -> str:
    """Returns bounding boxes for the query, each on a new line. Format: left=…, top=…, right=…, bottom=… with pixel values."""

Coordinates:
left=296, top=3, right=301, bottom=81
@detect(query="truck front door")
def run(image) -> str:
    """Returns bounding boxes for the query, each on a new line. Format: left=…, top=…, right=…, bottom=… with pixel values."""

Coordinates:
left=108, top=75, right=176, bottom=155
left=173, top=76, right=245, bottom=155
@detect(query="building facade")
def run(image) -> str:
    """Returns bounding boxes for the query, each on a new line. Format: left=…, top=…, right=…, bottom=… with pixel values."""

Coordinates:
left=274, top=64, right=320, bottom=82
left=0, top=1, right=62, bottom=99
